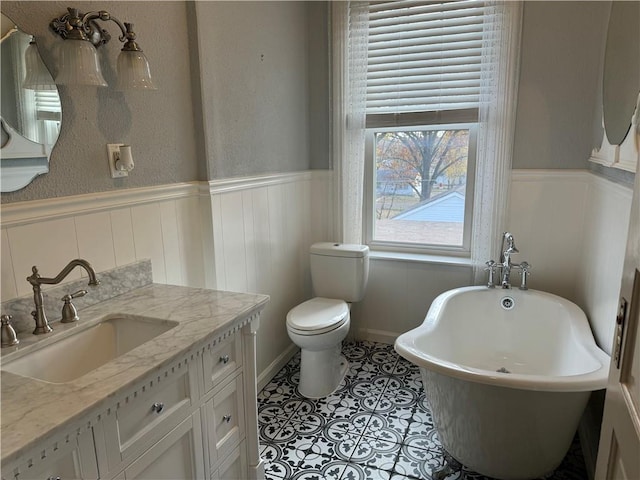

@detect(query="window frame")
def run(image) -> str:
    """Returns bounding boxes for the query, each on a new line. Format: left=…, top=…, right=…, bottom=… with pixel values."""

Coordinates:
left=363, top=121, right=477, bottom=257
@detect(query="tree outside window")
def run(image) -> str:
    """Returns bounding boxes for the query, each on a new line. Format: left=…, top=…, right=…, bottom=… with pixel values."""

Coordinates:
left=374, top=129, right=469, bottom=235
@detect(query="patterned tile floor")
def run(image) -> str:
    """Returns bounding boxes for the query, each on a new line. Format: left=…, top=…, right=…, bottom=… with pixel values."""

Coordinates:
left=257, top=341, right=588, bottom=480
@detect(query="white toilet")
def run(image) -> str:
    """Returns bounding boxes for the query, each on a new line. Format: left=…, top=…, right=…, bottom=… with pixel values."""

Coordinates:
left=286, top=242, right=370, bottom=398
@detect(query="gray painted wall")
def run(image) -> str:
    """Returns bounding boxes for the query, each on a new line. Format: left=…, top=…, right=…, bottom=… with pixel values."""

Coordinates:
left=1, top=1, right=329, bottom=203
left=1, top=1, right=201, bottom=203
left=513, top=1, right=609, bottom=169
left=1, top=2, right=626, bottom=195
left=195, top=1, right=329, bottom=179
left=307, top=2, right=331, bottom=171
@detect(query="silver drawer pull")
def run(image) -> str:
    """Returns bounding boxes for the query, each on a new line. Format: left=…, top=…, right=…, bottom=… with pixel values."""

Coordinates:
left=222, top=414, right=232, bottom=423
left=151, top=402, right=165, bottom=414
left=47, top=477, right=61, bottom=480
left=219, top=355, right=230, bottom=364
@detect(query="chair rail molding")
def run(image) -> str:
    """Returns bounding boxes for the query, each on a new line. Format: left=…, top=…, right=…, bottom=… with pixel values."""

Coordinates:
left=0, top=170, right=335, bottom=228
left=0, top=183, right=200, bottom=228
left=205, top=170, right=333, bottom=195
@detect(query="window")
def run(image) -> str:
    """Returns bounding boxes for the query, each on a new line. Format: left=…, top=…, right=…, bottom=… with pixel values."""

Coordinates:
left=362, top=0, right=485, bottom=255
left=367, top=124, right=476, bottom=251
left=33, top=89, right=62, bottom=148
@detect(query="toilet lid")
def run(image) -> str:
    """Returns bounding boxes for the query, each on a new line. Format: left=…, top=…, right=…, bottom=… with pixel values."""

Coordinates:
left=287, top=297, right=349, bottom=333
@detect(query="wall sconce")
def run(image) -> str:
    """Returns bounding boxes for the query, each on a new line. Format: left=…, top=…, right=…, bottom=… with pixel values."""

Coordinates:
left=50, top=7, right=156, bottom=90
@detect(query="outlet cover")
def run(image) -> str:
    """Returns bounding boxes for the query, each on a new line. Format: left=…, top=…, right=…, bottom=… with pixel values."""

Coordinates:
left=107, top=143, right=127, bottom=178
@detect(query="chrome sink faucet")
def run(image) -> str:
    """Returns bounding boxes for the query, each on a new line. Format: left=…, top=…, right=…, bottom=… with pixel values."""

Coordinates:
left=27, top=259, right=100, bottom=334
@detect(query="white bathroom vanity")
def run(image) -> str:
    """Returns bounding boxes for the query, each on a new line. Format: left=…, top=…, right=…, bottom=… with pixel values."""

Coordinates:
left=0, top=284, right=269, bottom=480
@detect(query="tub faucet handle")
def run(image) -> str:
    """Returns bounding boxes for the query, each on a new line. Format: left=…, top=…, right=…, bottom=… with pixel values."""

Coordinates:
left=484, top=260, right=499, bottom=288
left=518, top=261, right=531, bottom=290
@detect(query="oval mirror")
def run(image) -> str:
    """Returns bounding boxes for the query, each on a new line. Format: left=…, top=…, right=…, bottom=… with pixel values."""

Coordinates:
left=602, top=2, right=640, bottom=146
left=1, top=12, right=61, bottom=192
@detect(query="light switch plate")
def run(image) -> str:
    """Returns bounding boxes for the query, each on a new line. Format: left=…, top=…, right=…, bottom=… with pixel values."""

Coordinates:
left=107, top=143, right=127, bottom=178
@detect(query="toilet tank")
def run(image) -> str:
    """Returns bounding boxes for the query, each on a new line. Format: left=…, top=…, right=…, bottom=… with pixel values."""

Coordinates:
left=310, top=242, right=370, bottom=301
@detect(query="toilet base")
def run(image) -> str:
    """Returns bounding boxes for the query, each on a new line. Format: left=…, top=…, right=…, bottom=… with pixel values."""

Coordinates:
left=298, top=345, right=348, bottom=398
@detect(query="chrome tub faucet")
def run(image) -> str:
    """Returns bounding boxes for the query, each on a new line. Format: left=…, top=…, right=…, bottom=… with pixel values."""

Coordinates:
left=27, top=259, right=100, bottom=334
left=500, top=232, right=519, bottom=288
left=485, top=233, right=531, bottom=290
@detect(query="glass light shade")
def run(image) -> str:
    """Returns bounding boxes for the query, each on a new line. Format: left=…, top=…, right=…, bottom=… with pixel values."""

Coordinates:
left=55, top=39, right=107, bottom=87
left=23, top=43, right=56, bottom=90
left=116, top=50, right=156, bottom=90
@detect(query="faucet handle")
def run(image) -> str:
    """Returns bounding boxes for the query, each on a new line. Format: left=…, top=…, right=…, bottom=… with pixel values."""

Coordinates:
left=61, top=289, right=88, bottom=302
left=484, top=260, right=499, bottom=288
left=1, top=314, right=19, bottom=347
left=60, top=290, right=87, bottom=323
left=518, top=261, right=531, bottom=290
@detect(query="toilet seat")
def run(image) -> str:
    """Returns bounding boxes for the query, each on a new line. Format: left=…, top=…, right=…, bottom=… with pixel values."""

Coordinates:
left=286, top=297, right=349, bottom=335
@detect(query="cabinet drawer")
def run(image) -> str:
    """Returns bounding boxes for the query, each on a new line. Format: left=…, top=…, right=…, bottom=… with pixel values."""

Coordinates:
left=104, top=365, right=197, bottom=469
left=203, top=374, right=245, bottom=470
left=202, top=334, right=242, bottom=393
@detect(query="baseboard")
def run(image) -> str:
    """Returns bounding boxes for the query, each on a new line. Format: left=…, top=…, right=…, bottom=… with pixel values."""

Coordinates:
left=257, top=343, right=299, bottom=391
left=247, top=459, right=265, bottom=480
left=353, top=328, right=398, bottom=345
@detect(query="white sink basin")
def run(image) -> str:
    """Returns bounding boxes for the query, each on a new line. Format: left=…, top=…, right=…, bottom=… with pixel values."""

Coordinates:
left=1, top=315, right=178, bottom=384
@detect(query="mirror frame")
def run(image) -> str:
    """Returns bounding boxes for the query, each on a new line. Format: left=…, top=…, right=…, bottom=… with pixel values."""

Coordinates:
left=1, top=12, right=61, bottom=192
left=0, top=118, right=50, bottom=191
left=602, top=1, right=640, bottom=146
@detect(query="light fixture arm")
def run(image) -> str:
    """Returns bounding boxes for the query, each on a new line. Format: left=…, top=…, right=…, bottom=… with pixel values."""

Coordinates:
left=50, top=7, right=143, bottom=52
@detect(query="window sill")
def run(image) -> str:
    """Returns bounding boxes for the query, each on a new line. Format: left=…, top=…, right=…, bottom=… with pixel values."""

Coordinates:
left=369, top=250, right=473, bottom=267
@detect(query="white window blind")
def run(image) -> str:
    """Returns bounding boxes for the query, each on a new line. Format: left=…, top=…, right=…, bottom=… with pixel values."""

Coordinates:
left=366, top=0, right=485, bottom=124
left=35, top=90, right=62, bottom=122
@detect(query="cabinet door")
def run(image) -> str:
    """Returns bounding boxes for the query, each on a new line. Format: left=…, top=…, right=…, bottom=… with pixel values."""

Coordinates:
left=9, top=430, right=98, bottom=480
left=203, top=374, right=245, bottom=471
left=123, top=411, right=204, bottom=480
left=212, top=441, right=247, bottom=480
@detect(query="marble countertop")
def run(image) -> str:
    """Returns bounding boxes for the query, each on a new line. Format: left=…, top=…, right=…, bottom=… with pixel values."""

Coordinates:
left=0, top=284, right=269, bottom=466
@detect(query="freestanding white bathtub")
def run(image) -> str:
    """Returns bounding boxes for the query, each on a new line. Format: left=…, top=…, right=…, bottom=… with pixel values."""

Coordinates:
left=394, top=286, right=610, bottom=480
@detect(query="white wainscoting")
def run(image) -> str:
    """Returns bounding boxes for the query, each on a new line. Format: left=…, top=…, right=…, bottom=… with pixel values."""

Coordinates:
left=574, top=174, right=633, bottom=354
left=2, top=169, right=627, bottom=391
left=508, top=170, right=591, bottom=302
left=1, top=183, right=205, bottom=301
left=204, top=171, right=333, bottom=382
left=352, top=259, right=473, bottom=344
left=0, top=171, right=333, bottom=384
left=509, top=169, right=632, bottom=354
